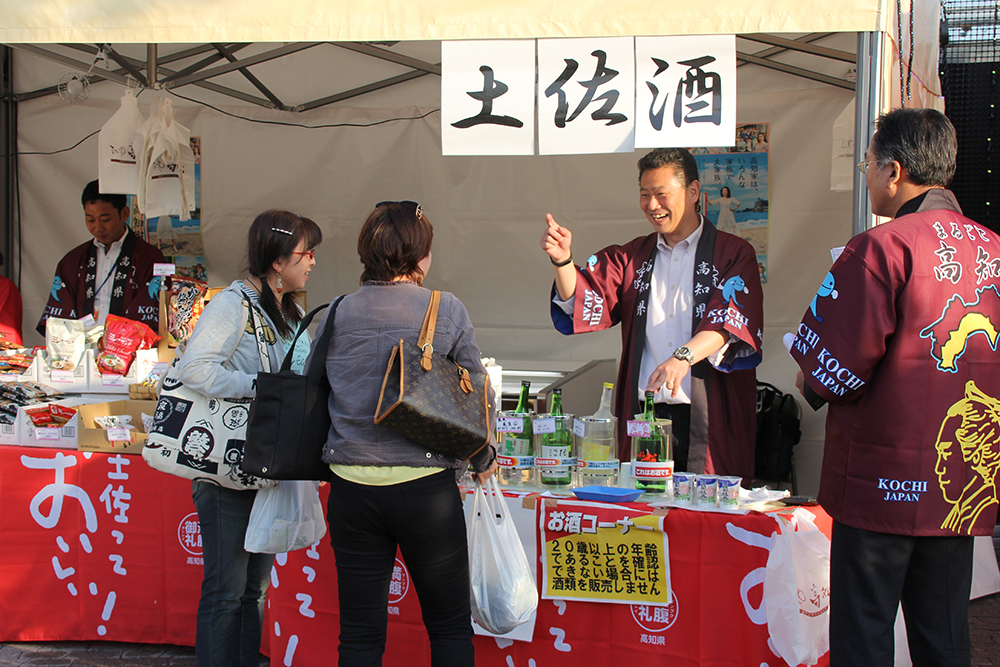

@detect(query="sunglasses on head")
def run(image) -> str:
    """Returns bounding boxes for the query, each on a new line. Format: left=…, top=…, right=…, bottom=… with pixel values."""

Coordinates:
left=376, top=200, right=423, bottom=220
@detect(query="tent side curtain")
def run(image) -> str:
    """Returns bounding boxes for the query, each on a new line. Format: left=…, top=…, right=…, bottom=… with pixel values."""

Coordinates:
left=0, top=0, right=891, bottom=44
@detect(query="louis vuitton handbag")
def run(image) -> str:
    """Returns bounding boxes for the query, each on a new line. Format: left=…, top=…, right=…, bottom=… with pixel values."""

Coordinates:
left=374, top=290, right=492, bottom=461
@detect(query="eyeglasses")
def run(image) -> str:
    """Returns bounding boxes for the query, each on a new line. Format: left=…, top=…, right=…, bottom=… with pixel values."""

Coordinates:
left=857, top=159, right=879, bottom=174
left=292, top=249, right=315, bottom=260
left=376, top=200, right=423, bottom=220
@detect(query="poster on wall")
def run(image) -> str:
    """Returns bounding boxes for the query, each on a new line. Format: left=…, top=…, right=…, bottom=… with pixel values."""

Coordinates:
left=129, top=137, right=206, bottom=281
left=692, top=123, right=770, bottom=283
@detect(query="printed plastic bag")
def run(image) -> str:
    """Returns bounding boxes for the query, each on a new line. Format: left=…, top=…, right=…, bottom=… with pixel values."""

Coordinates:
left=764, top=508, right=831, bottom=666
left=244, top=480, right=326, bottom=554
left=467, top=477, right=538, bottom=634
left=98, top=90, right=143, bottom=195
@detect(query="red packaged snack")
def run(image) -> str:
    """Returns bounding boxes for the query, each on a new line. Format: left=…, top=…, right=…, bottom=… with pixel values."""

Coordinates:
left=49, top=403, right=78, bottom=425
left=23, top=404, right=53, bottom=427
left=97, top=315, right=161, bottom=376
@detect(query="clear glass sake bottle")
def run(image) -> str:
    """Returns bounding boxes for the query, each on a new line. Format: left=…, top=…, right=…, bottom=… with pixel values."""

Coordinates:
left=537, top=388, right=574, bottom=487
left=498, top=380, right=535, bottom=487
left=631, top=390, right=672, bottom=494
left=575, top=382, right=619, bottom=487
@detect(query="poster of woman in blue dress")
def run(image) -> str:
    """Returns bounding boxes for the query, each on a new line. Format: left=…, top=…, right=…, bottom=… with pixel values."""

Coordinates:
left=692, top=124, right=770, bottom=282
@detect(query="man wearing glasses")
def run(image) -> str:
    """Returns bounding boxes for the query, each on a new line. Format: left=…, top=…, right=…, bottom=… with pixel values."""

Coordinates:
left=790, top=108, right=998, bottom=665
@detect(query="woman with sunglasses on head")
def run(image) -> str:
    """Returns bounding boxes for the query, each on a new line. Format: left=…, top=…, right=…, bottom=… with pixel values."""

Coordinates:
left=310, top=200, right=496, bottom=666
left=177, top=209, right=321, bottom=667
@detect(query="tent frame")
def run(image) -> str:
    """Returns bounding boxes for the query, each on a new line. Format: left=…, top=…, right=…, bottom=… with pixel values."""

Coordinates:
left=0, top=33, right=881, bottom=282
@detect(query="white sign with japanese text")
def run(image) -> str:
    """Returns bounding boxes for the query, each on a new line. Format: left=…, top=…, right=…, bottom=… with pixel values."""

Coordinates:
left=635, top=35, right=736, bottom=149
left=537, top=37, right=635, bottom=155
left=441, top=40, right=536, bottom=156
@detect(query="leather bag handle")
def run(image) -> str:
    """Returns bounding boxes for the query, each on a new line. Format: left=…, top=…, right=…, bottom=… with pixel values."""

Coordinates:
left=417, top=290, right=441, bottom=372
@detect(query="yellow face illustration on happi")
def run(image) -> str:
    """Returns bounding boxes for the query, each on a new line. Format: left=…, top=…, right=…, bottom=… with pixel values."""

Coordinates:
left=934, top=380, right=1000, bottom=534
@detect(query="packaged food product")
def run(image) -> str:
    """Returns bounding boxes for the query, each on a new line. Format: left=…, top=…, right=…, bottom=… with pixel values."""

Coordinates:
left=49, top=403, right=78, bottom=425
left=167, top=277, right=208, bottom=347
left=93, top=414, right=133, bottom=429
left=97, top=315, right=161, bottom=376
left=23, top=404, right=53, bottom=427
left=0, top=381, right=59, bottom=404
left=46, top=318, right=87, bottom=371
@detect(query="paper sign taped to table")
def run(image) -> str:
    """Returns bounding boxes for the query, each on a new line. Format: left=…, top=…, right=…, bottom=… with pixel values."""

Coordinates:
left=540, top=499, right=670, bottom=605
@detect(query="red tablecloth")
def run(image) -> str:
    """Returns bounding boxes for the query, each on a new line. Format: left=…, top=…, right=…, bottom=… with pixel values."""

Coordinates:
left=0, top=444, right=830, bottom=667
left=0, top=444, right=201, bottom=645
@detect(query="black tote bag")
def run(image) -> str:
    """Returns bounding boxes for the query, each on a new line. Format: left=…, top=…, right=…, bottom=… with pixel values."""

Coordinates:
left=241, top=296, right=344, bottom=480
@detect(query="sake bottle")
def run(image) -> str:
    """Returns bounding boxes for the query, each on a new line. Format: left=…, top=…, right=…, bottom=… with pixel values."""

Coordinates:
left=499, top=380, right=533, bottom=486
left=634, top=390, right=666, bottom=493
left=539, top=388, right=573, bottom=486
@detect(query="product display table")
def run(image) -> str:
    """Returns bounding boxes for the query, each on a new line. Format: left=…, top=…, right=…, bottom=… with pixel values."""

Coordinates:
left=0, top=443, right=832, bottom=665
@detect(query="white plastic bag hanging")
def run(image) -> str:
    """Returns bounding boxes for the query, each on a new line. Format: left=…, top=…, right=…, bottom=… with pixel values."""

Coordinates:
left=764, top=508, right=831, bottom=666
left=98, top=90, right=143, bottom=195
left=467, top=477, right=538, bottom=634
left=244, top=480, right=327, bottom=554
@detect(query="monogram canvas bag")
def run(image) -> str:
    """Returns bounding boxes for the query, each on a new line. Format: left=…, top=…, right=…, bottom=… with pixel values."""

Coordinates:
left=374, top=291, right=491, bottom=461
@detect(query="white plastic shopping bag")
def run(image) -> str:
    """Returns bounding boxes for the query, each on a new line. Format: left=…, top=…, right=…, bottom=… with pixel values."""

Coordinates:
left=468, top=477, right=538, bottom=634
left=244, top=480, right=326, bottom=554
left=764, top=508, right=831, bottom=666
left=98, top=90, right=143, bottom=195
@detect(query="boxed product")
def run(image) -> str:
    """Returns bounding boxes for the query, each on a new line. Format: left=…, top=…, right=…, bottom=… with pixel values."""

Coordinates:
left=37, top=350, right=90, bottom=393
left=87, top=349, right=160, bottom=394
left=0, top=350, right=39, bottom=383
left=76, top=399, right=158, bottom=454
left=17, top=399, right=80, bottom=449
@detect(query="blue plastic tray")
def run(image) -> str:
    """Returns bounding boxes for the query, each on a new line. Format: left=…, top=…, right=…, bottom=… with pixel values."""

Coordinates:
left=572, top=486, right=643, bottom=503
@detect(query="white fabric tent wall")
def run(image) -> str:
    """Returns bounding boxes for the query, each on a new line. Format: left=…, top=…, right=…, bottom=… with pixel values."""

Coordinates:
left=14, top=35, right=859, bottom=494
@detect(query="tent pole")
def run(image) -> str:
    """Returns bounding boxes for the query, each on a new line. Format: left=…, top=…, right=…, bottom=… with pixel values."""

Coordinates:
left=0, top=46, right=15, bottom=282
left=853, top=31, right=883, bottom=236
left=147, top=44, right=158, bottom=88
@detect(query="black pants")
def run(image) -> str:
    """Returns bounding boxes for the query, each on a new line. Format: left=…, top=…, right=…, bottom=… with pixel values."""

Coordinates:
left=326, top=469, right=474, bottom=667
left=654, top=402, right=691, bottom=472
left=830, top=520, right=974, bottom=667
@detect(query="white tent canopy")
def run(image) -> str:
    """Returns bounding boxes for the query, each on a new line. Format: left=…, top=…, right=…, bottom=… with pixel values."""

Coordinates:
left=0, top=0, right=893, bottom=43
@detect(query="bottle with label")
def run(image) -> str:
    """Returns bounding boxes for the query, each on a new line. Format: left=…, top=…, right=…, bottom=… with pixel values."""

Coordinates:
left=631, top=390, right=673, bottom=494
left=575, top=382, right=619, bottom=487
left=497, top=380, right=535, bottom=487
left=536, top=388, right=574, bottom=487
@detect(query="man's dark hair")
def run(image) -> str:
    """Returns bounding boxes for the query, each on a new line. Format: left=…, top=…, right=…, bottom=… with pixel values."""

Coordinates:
left=871, top=108, right=957, bottom=187
left=81, top=180, right=127, bottom=212
left=637, top=148, right=700, bottom=186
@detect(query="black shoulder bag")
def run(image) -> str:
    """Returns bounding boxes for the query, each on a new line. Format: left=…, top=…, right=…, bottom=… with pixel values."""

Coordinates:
left=241, top=296, right=345, bottom=480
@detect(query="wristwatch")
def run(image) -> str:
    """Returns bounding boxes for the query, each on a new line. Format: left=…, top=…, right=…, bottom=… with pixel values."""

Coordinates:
left=672, top=346, right=694, bottom=365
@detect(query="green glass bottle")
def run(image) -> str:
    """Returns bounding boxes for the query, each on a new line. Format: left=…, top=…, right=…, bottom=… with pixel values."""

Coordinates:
left=540, top=388, right=573, bottom=486
left=634, top=390, right=666, bottom=493
left=499, top=380, right=533, bottom=486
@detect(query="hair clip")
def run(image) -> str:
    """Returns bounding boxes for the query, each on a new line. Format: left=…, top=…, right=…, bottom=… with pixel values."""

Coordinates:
left=271, top=227, right=293, bottom=235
